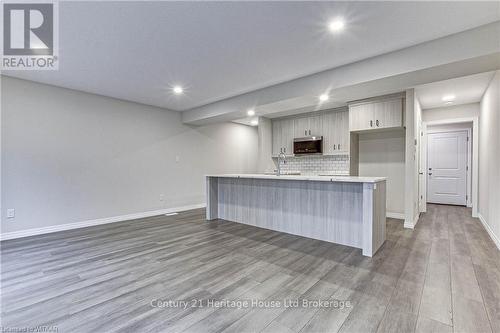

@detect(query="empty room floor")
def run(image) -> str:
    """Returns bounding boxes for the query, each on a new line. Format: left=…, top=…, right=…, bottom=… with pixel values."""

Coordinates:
left=1, top=204, right=499, bottom=333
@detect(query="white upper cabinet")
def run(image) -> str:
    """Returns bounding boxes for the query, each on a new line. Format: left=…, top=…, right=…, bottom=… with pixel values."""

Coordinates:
left=293, top=115, right=321, bottom=138
left=349, top=103, right=374, bottom=131
left=272, top=118, right=294, bottom=156
left=273, top=109, right=350, bottom=157
left=349, top=96, right=404, bottom=132
left=337, top=110, right=349, bottom=153
left=293, top=117, right=310, bottom=138
left=309, top=115, right=322, bottom=136
left=322, top=110, right=349, bottom=155
left=374, top=98, right=403, bottom=129
left=280, top=118, right=294, bottom=155
left=321, top=112, right=335, bottom=154
left=272, top=120, right=281, bottom=156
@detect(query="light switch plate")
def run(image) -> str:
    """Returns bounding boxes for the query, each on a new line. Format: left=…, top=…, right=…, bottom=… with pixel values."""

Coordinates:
left=7, top=209, right=15, bottom=218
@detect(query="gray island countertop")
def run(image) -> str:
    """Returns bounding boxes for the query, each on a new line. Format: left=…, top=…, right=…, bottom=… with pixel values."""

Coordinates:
left=206, top=173, right=386, bottom=183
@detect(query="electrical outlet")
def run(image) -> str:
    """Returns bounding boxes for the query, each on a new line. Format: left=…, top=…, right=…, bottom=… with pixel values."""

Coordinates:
left=175, top=156, right=180, bottom=163
left=7, top=209, right=15, bottom=219
left=159, top=194, right=165, bottom=202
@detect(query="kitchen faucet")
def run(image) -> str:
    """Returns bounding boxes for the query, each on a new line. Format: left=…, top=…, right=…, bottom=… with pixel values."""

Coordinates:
left=277, top=151, right=287, bottom=176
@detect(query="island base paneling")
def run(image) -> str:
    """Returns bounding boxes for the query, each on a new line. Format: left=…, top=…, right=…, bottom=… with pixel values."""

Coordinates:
left=206, top=176, right=386, bottom=256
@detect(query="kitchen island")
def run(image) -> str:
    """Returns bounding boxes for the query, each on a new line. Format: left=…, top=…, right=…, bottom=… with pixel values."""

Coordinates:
left=206, top=174, right=387, bottom=257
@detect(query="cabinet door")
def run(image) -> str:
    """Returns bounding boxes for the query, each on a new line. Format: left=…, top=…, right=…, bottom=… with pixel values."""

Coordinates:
left=309, top=115, right=322, bottom=136
left=272, top=120, right=281, bottom=156
left=349, top=103, right=374, bottom=131
left=321, top=112, right=336, bottom=154
left=280, top=118, right=294, bottom=155
left=373, top=99, right=403, bottom=129
left=336, top=110, right=349, bottom=153
left=294, top=117, right=310, bottom=138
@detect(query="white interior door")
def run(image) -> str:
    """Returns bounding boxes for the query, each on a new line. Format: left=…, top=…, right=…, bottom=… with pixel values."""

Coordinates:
left=427, top=131, right=467, bottom=205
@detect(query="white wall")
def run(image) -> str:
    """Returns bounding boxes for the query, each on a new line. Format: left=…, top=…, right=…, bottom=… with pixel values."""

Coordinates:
left=359, top=131, right=405, bottom=217
left=479, top=71, right=500, bottom=248
left=404, top=89, right=419, bottom=227
left=1, top=77, right=258, bottom=234
left=414, top=94, right=422, bottom=220
left=422, top=103, right=480, bottom=122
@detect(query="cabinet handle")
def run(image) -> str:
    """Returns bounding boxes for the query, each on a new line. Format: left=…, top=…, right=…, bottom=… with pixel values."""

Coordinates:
left=309, top=130, right=311, bottom=135
left=284, top=147, right=286, bottom=153
left=376, top=119, right=379, bottom=127
left=305, top=130, right=307, bottom=136
left=370, top=120, right=373, bottom=127
left=280, top=148, right=282, bottom=153
left=338, top=144, right=341, bottom=150
left=333, top=144, right=336, bottom=150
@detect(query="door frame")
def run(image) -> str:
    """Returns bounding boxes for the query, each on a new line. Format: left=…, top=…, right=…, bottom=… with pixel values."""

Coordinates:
left=421, top=117, right=478, bottom=217
left=426, top=129, right=470, bottom=206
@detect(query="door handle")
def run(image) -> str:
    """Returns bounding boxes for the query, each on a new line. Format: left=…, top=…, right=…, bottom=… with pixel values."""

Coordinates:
left=419, top=172, right=424, bottom=175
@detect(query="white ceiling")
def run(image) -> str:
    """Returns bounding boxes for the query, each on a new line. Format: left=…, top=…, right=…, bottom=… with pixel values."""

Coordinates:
left=416, top=72, right=495, bottom=109
left=5, top=1, right=500, bottom=111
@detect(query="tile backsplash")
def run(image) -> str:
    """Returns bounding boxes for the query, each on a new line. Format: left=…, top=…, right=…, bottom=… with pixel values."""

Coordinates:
left=274, top=154, right=350, bottom=175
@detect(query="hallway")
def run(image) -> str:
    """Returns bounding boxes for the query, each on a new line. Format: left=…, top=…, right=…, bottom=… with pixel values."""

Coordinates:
left=407, top=204, right=500, bottom=332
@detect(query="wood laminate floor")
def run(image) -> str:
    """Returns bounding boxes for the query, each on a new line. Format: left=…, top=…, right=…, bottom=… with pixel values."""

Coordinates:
left=1, top=204, right=499, bottom=333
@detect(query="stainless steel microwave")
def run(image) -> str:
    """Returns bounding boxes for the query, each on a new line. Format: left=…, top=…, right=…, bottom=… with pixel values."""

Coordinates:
left=293, top=136, right=323, bottom=155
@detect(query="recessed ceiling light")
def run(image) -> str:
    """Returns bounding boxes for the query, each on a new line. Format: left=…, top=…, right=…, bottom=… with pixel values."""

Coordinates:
left=319, top=94, right=329, bottom=102
left=328, top=19, right=345, bottom=32
left=442, top=94, right=455, bottom=102
left=250, top=119, right=259, bottom=126
left=247, top=109, right=255, bottom=116
left=173, top=86, right=183, bottom=95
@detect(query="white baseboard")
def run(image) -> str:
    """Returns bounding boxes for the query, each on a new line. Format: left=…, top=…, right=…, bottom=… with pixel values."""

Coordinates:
left=413, top=213, right=420, bottom=228
left=478, top=213, right=500, bottom=251
left=403, top=213, right=420, bottom=229
left=403, top=222, right=414, bottom=229
left=387, top=212, right=405, bottom=220
left=0, top=203, right=206, bottom=241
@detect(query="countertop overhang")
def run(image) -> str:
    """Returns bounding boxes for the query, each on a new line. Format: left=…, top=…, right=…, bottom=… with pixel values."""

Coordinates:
left=206, top=174, right=386, bottom=183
